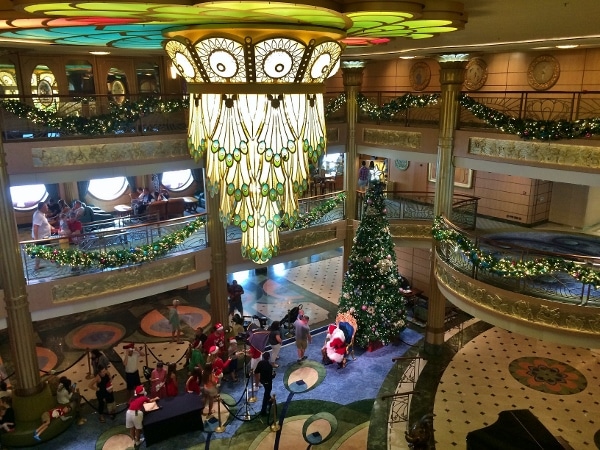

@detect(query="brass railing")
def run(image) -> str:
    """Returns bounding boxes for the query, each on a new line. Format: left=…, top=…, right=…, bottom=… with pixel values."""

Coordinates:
left=435, top=216, right=600, bottom=306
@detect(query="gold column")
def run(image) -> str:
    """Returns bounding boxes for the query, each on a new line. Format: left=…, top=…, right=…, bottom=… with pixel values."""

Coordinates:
left=0, top=140, right=43, bottom=396
left=426, top=56, right=467, bottom=352
left=206, top=187, right=228, bottom=328
left=63, top=182, right=78, bottom=203
left=341, top=61, right=365, bottom=274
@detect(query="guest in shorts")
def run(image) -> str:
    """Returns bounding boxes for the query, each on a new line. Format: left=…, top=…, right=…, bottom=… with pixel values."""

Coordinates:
left=126, top=385, right=159, bottom=448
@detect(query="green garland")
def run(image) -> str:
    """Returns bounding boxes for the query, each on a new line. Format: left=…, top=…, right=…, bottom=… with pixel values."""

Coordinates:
left=24, top=216, right=206, bottom=270
left=324, top=92, right=600, bottom=141
left=24, top=196, right=346, bottom=269
left=283, top=192, right=347, bottom=231
left=2, top=93, right=598, bottom=141
left=431, top=217, right=600, bottom=289
left=1, top=97, right=187, bottom=136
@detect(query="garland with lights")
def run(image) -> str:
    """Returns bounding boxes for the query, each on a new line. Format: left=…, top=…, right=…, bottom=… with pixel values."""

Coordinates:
left=24, top=216, right=206, bottom=270
left=283, top=192, right=346, bottom=231
left=2, top=94, right=598, bottom=141
left=0, top=97, right=187, bottom=136
left=432, top=216, right=600, bottom=289
left=324, top=93, right=600, bottom=141
left=24, top=196, right=346, bottom=269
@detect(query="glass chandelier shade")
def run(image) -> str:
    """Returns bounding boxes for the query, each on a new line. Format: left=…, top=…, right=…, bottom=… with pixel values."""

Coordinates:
left=164, top=33, right=342, bottom=263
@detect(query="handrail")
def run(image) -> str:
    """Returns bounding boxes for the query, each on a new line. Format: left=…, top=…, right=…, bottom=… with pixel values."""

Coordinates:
left=434, top=215, right=600, bottom=306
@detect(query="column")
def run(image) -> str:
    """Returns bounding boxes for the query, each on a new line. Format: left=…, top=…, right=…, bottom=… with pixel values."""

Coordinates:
left=0, top=141, right=44, bottom=396
left=205, top=185, right=229, bottom=328
left=341, top=61, right=365, bottom=274
left=426, top=56, right=468, bottom=354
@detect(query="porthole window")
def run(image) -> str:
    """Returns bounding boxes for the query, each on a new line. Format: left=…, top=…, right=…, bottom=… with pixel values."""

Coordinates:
left=88, top=177, right=128, bottom=201
left=161, top=170, right=193, bottom=192
left=11, top=184, right=48, bottom=211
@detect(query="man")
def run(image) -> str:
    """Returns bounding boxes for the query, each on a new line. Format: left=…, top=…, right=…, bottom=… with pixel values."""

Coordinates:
left=358, top=160, right=369, bottom=191
left=123, top=343, right=146, bottom=397
left=227, top=280, right=245, bottom=318
left=203, top=323, right=225, bottom=357
left=294, top=315, right=311, bottom=363
left=31, top=201, right=55, bottom=270
left=168, top=299, right=184, bottom=343
left=254, top=352, right=275, bottom=416
left=126, top=385, right=159, bottom=448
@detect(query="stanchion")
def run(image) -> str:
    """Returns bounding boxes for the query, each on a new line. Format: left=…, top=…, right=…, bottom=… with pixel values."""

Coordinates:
left=215, top=394, right=226, bottom=433
left=248, top=377, right=257, bottom=403
left=85, top=348, right=93, bottom=379
left=270, top=394, right=280, bottom=432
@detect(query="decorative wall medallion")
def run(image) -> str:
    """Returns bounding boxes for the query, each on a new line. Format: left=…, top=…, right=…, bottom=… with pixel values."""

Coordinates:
left=111, top=79, right=126, bottom=104
left=464, top=58, right=488, bottom=91
left=527, top=55, right=560, bottom=90
left=409, top=61, right=431, bottom=91
left=37, top=79, right=53, bottom=106
left=395, top=159, right=409, bottom=170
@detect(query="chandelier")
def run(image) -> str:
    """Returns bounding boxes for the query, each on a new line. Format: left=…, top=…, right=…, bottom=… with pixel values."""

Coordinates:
left=164, top=31, right=343, bottom=263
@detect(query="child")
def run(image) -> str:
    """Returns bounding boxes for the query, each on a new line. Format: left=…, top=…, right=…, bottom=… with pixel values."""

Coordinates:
left=33, top=405, right=71, bottom=441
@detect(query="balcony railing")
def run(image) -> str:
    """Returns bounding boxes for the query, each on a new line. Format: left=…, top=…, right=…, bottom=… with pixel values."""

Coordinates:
left=435, top=216, right=600, bottom=307
left=3, top=90, right=600, bottom=142
left=358, top=191, right=479, bottom=230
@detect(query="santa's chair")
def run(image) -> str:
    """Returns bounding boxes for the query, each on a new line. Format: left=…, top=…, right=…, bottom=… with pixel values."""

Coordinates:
left=335, top=311, right=357, bottom=367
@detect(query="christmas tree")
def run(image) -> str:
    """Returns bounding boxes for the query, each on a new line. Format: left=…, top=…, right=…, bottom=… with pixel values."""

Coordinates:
left=338, top=180, right=408, bottom=347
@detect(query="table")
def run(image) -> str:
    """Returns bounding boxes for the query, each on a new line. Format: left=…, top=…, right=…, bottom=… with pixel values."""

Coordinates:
left=142, top=394, right=204, bottom=446
left=113, top=204, right=132, bottom=216
left=181, top=196, right=199, bottom=212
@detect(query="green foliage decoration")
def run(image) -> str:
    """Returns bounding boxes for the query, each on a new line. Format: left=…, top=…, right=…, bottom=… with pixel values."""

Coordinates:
left=338, top=181, right=408, bottom=347
left=431, top=216, right=600, bottom=289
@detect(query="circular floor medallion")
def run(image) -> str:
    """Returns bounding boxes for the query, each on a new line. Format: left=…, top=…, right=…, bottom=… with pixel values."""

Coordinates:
left=66, top=322, right=126, bottom=350
left=509, top=357, right=587, bottom=395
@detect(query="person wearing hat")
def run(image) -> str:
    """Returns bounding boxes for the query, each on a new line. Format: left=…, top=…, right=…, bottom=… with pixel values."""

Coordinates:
left=150, top=361, right=167, bottom=399
left=126, top=385, right=159, bottom=447
left=206, top=345, right=231, bottom=381
left=123, top=343, right=146, bottom=398
left=203, top=323, right=225, bottom=357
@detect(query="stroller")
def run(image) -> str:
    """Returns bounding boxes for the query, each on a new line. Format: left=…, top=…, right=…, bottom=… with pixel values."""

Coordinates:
left=280, top=303, right=303, bottom=331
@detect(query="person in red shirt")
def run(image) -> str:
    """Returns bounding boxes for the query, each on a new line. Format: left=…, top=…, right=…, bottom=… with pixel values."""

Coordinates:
left=126, top=385, right=159, bottom=447
left=203, top=323, right=225, bottom=357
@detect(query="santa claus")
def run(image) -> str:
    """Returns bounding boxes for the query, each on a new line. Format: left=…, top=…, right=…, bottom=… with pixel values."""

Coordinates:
left=323, top=324, right=348, bottom=368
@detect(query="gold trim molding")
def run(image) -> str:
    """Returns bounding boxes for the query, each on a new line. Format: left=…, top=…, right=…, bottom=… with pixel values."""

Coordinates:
left=363, top=129, right=421, bottom=149
left=279, top=224, right=341, bottom=252
left=435, top=255, right=600, bottom=344
left=52, top=256, right=196, bottom=302
left=389, top=223, right=432, bottom=240
left=32, top=139, right=189, bottom=168
left=469, top=137, right=600, bottom=170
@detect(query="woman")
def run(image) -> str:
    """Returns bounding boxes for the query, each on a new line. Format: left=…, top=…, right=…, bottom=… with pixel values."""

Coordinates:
left=201, top=363, right=219, bottom=416
left=88, top=366, right=115, bottom=422
left=165, top=362, right=179, bottom=397
left=150, top=361, right=167, bottom=398
left=185, top=367, right=202, bottom=394
left=56, top=376, right=85, bottom=425
left=90, top=349, right=110, bottom=375
left=268, top=321, right=282, bottom=367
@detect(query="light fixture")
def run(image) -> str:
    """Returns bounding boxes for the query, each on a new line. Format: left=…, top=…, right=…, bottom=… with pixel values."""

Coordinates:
left=159, top=1, right=468, bottom=264
left=89, top=51, right=110, bottom=55
left=556, top=44, right=579, bottom=49
left=164, top=31, right=343, bottom=263
left=169, top=63, right=178, bottom=80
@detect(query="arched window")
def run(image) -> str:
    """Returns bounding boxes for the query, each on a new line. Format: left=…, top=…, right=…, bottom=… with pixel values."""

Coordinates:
left=10, top=184, right=48, bottom=210
left=88, top=177, right=128, bottom=201
left=161, top=170, right=193, bottom=192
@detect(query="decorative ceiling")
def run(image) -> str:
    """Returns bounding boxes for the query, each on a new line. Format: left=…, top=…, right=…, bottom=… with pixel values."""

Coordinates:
left=0, top=1, right=467, bottom=53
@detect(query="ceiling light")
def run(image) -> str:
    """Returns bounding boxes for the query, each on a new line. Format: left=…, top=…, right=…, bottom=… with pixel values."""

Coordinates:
left=556, top=44, right=579, bottom=49
left=164, top=31, right=343, bottom=264
left=89, top=51, right=110, bottom=55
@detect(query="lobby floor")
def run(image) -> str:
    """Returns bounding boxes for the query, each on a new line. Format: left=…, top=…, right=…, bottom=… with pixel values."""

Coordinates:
left=1, top=219, right=600, bottom=449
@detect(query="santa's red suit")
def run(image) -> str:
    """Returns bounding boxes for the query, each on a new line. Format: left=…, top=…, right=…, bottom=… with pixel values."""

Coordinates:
left=326, top=327, right=347, bottom=364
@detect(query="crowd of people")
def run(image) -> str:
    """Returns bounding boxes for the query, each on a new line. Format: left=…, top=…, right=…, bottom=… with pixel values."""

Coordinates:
left=1, top=285, right=355, bottom=447
left=130, top=186, right=169, bottom=215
